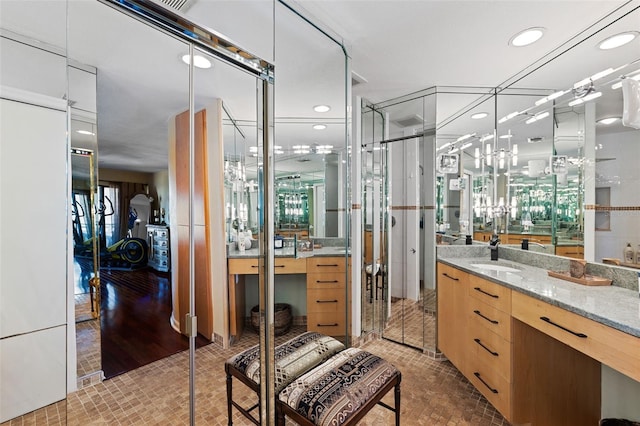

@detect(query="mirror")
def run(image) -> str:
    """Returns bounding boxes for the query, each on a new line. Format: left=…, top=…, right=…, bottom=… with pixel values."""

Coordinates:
left=506, top=5, right=640, bottom=264
left=71, top=142, right=101, bottom=383
left=360, top=91, right=438, bottom=353
left=435, top=4, right=640, bottom=266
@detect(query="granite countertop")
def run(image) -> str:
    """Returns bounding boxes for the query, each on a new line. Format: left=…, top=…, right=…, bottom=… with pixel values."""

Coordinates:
left=228, top=245, right=350, bottom=259
left=437, top=255, right=640, bottom=338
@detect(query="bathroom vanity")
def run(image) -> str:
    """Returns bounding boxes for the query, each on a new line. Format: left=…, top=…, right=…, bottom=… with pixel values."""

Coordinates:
left=437, top=250, right=640, bottom=425
left=227, top=246, right=350, bottom=342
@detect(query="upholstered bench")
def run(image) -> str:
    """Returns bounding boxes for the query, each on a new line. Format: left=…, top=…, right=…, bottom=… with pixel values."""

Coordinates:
left=276, top=347, right=401, bottom=426
left=225, top=332, right=345, bottom=425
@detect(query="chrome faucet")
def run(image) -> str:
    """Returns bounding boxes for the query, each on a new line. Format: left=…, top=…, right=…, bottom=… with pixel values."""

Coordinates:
left=489, top=233, right=500, bottom=261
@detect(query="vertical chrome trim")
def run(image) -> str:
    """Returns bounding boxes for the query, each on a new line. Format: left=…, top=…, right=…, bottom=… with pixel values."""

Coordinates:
left=344, top=52, right=352, bottom=346
left=188, top=44, right=196, bottom=426
left=258, top=77, right=275, bottom=424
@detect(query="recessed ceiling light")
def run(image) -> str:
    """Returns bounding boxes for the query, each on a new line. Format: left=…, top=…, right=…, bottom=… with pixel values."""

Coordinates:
left=597, top=117, right=621, bottom=125
left=76, top=130, right=95, bottom=136
left=509, top=27, right=545, bottom=47
left=471, top=112, right=488, bottom=120
left=313, top=105, right=331, bottom=113
left=181, top=54, right=212, bottom=69
left=598, top=31, right=638, bottom=50
left=312, top=124, right=327, bottom=130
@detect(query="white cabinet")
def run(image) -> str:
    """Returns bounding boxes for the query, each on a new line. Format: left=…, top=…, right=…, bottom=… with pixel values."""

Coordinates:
left=146, top=225, right=170, bottom=272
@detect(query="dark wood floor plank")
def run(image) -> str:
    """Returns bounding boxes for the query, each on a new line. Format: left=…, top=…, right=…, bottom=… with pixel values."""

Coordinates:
left=100, top=267, right=208, bottom=379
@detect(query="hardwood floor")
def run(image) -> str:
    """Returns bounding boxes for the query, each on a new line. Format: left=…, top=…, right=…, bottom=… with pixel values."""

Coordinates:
left=100, top=266, right=208, bottom=379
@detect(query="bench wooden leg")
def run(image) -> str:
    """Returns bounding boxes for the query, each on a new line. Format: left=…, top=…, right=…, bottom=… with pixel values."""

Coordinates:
left=226, top=372, right=233, bottom=425
left=394, top=381, right=401, bottom=426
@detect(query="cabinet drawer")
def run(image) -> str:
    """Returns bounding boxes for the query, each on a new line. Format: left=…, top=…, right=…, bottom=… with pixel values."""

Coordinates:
left=307, top=257, right=346, bottom=273
left=555, top=245, right=584, bottom=259
left=274, top=257, right=306, bottom=274
left=468, top=297, right=512, bottom=341
left=512, top=291, right=640, bottom=382
left=154, top=248, right=169, bottom=258
left=468, top=275, right=511, bottom=313
left=438, top=262, right=469, bottom=283
left=307, top=312, right=346, bottom=335
left=154, top=228, right=169, bottom=239
left=228, top=258, right=258, bottom=274
left=467, top=356, right=511, bottom=418
left=155, top=239, right=169, bottom=248
left=228, top=257, right=307, bottom=275
left=468, top=318, right=512, bottom=382
left=307, top=288, right=345, bottom=313
left=307, top=272, right=346, bottom=290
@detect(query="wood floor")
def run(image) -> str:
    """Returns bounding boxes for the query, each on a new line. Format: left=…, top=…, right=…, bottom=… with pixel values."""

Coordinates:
left=99, top=266, right=208, bottom=379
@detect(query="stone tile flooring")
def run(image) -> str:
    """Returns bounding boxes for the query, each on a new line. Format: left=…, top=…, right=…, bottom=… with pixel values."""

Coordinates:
left=3, top=326, right=508, bottom=425
left=76, top=319, right=101, bottom=379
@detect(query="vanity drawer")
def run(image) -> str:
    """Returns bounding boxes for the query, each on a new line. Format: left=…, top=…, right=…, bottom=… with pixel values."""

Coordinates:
left=512, top=291, right=640, bottom=382
left=438, top=262, right=470, bottom=283
left=228, top=258, right=258, bottom=274
left=555, top=245, right=584, bottom=259
left=468, top=318, right=512, bottom=382
left=307, top=311, right=346, bottom=335
left=307, top=257, right=347, bottom=273
left=307, top=272, right=346, bottom=290
left=468, top=297, right=512, bottom=341
left=468, top=275, right=511, bottom=313
left=274, top=257, right=307, bottom=274
left=228, top=257, right=307, bottom=275
left=307, top=288, right=346, bottom=313
left=467, top=355, right=511, bottom=418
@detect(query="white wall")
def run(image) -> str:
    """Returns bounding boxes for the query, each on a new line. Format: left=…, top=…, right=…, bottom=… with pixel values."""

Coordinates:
left=594, top=129, right=640, bottom=262
left=0, top=98, right=68, bottom=422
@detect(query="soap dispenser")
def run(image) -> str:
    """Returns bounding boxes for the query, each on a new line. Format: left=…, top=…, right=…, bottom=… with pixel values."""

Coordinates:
left=624, top=243, right=634, bottom=263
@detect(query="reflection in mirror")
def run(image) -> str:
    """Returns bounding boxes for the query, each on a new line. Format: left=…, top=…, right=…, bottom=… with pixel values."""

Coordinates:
left=500, top=4, right=640, bottom=263
left=360, top=91, right=437, bottom=353
left=71, top=144, right=101, bottom=382
left=361, top=100, right=385, bottom=339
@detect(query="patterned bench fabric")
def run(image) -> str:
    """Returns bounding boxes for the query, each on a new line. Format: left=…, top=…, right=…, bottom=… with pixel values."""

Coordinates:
left=226, top=331, right=345, bottom=393
left=278, top=347, right=400, bottom=426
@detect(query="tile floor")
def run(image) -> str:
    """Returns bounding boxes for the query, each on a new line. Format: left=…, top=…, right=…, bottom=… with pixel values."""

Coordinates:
left=3, top=325, right=508, bottom=425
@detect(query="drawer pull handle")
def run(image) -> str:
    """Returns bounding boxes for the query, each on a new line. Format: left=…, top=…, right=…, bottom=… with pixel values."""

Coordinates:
left=317, top=264, right=339, bottom=267
left=442, top=273, right=459, bottom=281
left=474, top=310, right=499, bottom=324
left=474, top=372, right=498, bottom=394
left=317, top=299, right=338, bottom=304
left=473, top=287, right=499, bottom=299
left=316, top=280, right=339, bottom=283
left=317, top=323, right=338, bottom=327
left=540, top=316, right=588, bottom=338
left=474, top=338, right=499, bottom=356
left=275, top=265, right=286, bottom=268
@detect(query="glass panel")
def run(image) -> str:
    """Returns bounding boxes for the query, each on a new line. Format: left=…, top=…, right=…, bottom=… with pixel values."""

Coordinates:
left=67, top=0, right=192, bottom=421
left=361, top=101, right=385, bottom=337
left=274, top=0, right=350, bottom=347
left=0, top=1, right=69, bottom=422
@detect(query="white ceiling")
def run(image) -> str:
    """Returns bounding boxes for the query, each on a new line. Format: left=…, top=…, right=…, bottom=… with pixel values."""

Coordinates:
left=1, top=0, right=639, bottom=176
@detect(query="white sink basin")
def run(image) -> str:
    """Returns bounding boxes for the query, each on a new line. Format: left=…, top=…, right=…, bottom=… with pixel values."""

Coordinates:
left=471, top=263, right=521, bottom=273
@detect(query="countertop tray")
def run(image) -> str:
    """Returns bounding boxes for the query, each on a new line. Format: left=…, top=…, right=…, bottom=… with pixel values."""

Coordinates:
left=547, top=270, right=612, bottom=286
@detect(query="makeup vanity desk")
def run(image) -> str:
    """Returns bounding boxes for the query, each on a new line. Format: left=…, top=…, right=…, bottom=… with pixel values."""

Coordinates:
left=227, top=246, right=350, bottom=343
